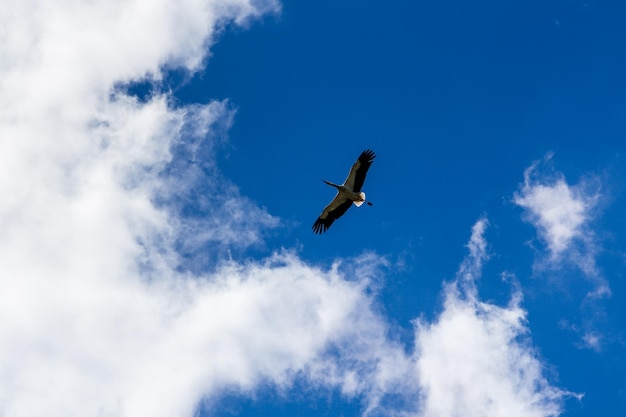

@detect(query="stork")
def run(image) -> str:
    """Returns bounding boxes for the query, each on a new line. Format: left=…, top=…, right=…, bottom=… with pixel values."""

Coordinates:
left=312, top=149, right=375, bottom=234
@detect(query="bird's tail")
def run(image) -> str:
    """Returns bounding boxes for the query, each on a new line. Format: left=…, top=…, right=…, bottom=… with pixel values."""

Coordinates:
left=353, top=192, right=366, bottom=207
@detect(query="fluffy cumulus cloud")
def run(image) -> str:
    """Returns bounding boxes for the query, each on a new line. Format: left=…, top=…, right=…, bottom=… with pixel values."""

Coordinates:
left=414, top=219, right=574, bottom=417
left=0, top=1, right=571, bottom=417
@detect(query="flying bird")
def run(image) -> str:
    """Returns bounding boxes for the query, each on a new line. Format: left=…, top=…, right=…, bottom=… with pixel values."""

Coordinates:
left=312, top=149, right=375, bottom=234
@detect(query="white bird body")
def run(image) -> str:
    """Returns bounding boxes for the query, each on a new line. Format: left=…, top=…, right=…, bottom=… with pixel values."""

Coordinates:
left=321, top=180, right=366, bottom=205
left=313, top=150, right=375, bottom=234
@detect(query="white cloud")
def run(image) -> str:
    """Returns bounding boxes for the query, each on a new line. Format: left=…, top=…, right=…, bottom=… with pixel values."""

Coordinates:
left=580, top=332, right=602, bottom=352
left=518, top=179, right=585, bottom=255
left=413, top=219, right=575, bottom=417
left=513, top=155, right=599, bottom=264
left=513, top=156, right=612, bottom=350
left=415, top=289, right=568, bottom=417
left=0, top=250, right=402, bottom=417
left=457, top=218, right=489, bottom=290
left=0, top=2, right=572, bottom=417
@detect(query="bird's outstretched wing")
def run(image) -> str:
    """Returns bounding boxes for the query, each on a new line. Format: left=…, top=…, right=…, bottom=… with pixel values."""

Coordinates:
left=343, top=149, right=376, bottom=192
left=312, top=194, right=353, bottom=234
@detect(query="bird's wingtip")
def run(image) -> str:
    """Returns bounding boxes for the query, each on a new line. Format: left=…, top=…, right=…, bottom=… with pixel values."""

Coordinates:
left=359, top=149, right=376, bottom=162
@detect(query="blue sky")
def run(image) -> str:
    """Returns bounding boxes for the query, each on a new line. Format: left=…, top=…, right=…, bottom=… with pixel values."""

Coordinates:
left=1, top=1, right=625, bottom=417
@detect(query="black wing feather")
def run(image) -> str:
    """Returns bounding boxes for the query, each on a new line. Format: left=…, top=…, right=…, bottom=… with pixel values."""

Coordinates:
left=312, top=199, right=353, bottom=234
left=352, top=149, right=376, bottom=193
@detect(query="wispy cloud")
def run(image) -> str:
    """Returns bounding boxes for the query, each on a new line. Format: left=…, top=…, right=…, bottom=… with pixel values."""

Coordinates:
left=514, top=156, right=592, bottom=259
left=456, top=218, right=489, bottom=295
left=513, top=155, right=612, bottom=350
left=513, top=154, right=602, bottom=277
